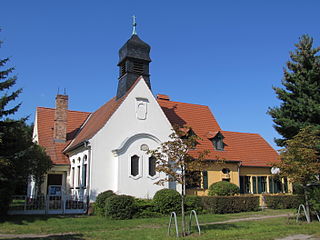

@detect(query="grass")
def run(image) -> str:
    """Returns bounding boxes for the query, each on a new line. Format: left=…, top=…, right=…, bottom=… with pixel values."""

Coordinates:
left=0, top=209, right=319, bottom=239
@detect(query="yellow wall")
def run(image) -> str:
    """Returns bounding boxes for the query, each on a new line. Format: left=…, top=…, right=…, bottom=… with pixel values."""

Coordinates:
left=206, top=162, right=239, bottom=187
left=187, top=165, right=293, bottom=196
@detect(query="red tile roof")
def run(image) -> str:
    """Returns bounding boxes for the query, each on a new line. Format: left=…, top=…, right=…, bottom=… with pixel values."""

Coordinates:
left=37, top=80, right=279, bottom=167
left=157, top=99, right=279, bottom=167
left=36, top=107, right=90, bottom=164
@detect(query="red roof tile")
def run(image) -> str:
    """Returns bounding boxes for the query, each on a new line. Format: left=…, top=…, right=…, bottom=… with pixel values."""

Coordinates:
left=36, top=107, right=90, bottom=164
left=158, top=99, right=279, bottom=167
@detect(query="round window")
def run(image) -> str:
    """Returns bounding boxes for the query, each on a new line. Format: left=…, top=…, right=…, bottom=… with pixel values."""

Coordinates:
left=222, top=168, right=230, bottom=174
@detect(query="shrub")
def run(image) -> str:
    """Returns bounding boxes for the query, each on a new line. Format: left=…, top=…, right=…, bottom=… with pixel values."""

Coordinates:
left=95, top=190, right=115, bottom=216
left=185, top=195, right=203, bottom=213
left=264, top=194, right=304, bottom=209
left=134, top=198, right=162, bottom=218
left=310, top=187, right=320, bottom=212
left=153, top=189, right=181, bottom=214
left=208, top=181, right=240, bottom=196
left=105, top=195, right=137, bottom=219
left=201, top=195, right=259, bottom=214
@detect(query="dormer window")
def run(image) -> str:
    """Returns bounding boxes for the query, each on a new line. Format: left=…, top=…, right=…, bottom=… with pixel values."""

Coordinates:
left=212, top=132, right=225, bottom=151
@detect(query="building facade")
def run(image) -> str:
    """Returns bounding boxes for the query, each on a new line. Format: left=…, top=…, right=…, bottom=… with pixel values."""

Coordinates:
left=31, top=30, right=291, bottom=201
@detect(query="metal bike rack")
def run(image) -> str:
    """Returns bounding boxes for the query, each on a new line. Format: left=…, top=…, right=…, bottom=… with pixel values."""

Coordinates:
left=296, top=204, right=311, bottom=223
left=168, top=212, right=179, bottom=238
left=188, top=210, right=201, bottom=235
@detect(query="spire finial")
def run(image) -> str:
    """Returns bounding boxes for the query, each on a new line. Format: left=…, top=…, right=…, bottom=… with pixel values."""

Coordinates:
left=132, top=15, right=137, bottom=35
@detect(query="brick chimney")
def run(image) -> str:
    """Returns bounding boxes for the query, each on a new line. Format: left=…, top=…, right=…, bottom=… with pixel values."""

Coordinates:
left=54, top=94, right=68, bottom=142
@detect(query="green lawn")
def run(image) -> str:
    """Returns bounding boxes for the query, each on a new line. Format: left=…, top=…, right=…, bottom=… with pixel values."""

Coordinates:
left=0, top=209, right=319, bottom=240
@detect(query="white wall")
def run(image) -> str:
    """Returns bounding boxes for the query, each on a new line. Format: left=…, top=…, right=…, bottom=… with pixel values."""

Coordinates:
left=88, top=78, right=173, bottom=200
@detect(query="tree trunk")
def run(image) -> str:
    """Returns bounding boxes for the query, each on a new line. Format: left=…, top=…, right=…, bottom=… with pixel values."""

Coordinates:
left=181, top=193, right=186, bottom=237
left=304, top=185, right=311, bottom=222
left=181, top=165, right=186, bottom=237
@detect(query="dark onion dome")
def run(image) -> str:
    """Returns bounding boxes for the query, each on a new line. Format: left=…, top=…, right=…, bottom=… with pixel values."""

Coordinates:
left=118, top=34, right=151, bottom=66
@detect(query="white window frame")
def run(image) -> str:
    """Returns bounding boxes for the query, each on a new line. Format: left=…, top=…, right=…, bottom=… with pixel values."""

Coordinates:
left=147, top=155, right=159, bottom=180
left=129, top=154, right=142, bottom=180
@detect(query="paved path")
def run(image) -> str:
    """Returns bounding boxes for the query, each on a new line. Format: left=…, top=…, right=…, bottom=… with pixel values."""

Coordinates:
left=200, top=213, right=293, bottom=225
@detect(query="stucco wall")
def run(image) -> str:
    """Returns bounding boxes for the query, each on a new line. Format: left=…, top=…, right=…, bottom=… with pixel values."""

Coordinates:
left=88, top=78, right=173, bottom=200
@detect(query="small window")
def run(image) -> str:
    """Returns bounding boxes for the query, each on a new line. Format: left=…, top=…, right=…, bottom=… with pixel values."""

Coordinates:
left=83, top=164, right=87, bottom=187
left=131, top=155, right=139, bottom=177
left=149, top=156, right=156, bottom=177
left=77, top=165, right=81, bottom=188
left=71, top=167, right=75, bottom=188
left=212, top=132, right=225, bottom=151
left=222, top=168, right=230, bottom=174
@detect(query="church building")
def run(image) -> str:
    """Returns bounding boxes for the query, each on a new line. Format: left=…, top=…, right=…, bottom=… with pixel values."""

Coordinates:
left=31, top=23, right=291, bottom=201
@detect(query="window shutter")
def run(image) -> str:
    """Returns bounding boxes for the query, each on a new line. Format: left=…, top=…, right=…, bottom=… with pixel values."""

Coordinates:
left=202, top=171, right=208, bottom=189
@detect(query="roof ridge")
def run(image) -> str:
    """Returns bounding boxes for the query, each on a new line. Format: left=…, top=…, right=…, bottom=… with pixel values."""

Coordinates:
left=221, top=130, right=260, bottom=136
left=64, top=76, right=146, bottom=152
left=37, top=106, right=91, bottom=114
left=157, top=98, right=209, bottom=108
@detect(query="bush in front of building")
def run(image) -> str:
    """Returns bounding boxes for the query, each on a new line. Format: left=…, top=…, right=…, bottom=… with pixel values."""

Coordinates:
left=133, top=198, right=163, bottom=218
left=208, top=181, right=240, bottom=196
left=201, top=195, right=260, bottom=213
left=264, top=194, right=304, bottom=209
left=153, top=189, right=181, bottom=214
left=184, top=195, right=203, bottom=213
left=95, top=190, right=116, bottom=216
left=104, top=194, right=137, bottom=219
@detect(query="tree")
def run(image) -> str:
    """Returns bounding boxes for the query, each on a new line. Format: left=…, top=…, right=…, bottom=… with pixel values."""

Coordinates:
left=268, top=35, right=320, bottom=147
left=0, top=31, right=52, bottom=216
left=275, top=126, right=320, bottom=221
left=148, top=126, right=210, bottom=237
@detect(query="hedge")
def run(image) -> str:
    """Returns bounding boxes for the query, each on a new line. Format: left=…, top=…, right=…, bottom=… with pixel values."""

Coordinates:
left=201, top=195, right=259, bottom=214
left=263, top=194, right=304, bottom=209
left=105, top=195, right=137, bottom=219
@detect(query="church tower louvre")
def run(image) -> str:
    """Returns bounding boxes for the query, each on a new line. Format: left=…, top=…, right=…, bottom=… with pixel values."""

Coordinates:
left=116, top=16, right=152, bottom=99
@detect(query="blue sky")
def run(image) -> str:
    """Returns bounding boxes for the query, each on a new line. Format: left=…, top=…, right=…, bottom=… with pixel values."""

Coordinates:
left=1, top=0, right=319, bottom=149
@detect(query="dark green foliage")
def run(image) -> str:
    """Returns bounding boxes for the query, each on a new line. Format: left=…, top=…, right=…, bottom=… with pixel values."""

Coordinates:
left=153, top=189, right=181, bottom=214
left=264, top=194, right=304, bottom=209
left=95, top=190, right=115, bottom=216
left=293, top=183, right=304, bottom=195
left=208, top=181, right=240, bottom=196
left=134, top=198, right=162, bottom=218
left=184, top=195, right=203, bottom=213
left=201, top=195, right=260, bottom=214
left=104, top=195, right=137, bottom=220
left=268, top=35, right=320, bottom=146
left=309, top=186, right=320, bottom=212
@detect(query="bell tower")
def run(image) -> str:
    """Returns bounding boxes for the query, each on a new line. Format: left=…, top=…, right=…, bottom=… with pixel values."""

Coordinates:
left=116, top=16, right=152, bottom=99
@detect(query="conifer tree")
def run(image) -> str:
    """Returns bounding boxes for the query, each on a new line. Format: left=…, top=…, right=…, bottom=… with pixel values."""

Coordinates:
left=268, top=35, right=320, bottom=146
left=0, top=31, right=52, bottom=216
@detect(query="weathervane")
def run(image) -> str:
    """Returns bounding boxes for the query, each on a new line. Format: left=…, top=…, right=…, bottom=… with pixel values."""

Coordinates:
left=132, top=15, right=137, bottom=35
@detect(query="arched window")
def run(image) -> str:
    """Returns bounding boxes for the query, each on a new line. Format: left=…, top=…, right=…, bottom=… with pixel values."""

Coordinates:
left=149, top=156, right=156, bottom=177
left=131, top=155, right=139, bottom=177
left=82, top=155, right=88, bottom=188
